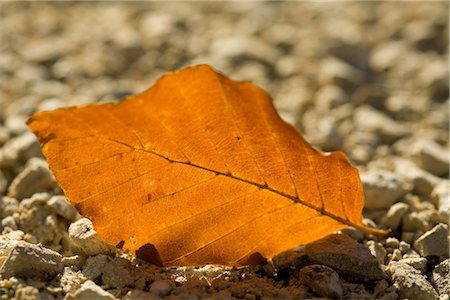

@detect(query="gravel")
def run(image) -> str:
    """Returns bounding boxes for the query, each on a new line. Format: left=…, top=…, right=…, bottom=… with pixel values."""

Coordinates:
left=0, top=2, right=448, bottom=299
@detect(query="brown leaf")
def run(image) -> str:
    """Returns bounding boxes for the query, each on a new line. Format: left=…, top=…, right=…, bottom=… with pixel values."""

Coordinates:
left=27, top=64, right=386, bottom=267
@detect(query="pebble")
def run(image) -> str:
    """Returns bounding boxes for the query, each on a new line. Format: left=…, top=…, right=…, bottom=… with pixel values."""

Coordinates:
left=432, top=259, right=450, bottom=297
left=68, top=218, right=115, bottom=256
left=366, top=240, right=386, bottom=265
left=48, top=195, right=80, bottom=222
left=354, top=106, right=409, bottom=144
left=14, top=286, right=40, bottom=300
left=299, top=264, right=343, bottom=298
left=381, top=202, right=409, bottom=229
left=369, top=41, right=407, bottom=72
left=305, top=234, right=387, bottom=282
left=150, top=280, right=176, bottom=297
left=387, top=261, right=438, bottom=300
left=318, top=57, right=363, bottom=89
left=0, top=132, right=41, bottom=169
left=393, top=158, right=441, bottom=196
left=411, top=139, right=449, bottom=177
left=314, top=85, right=347, bottom=110
left=101, top=257, right=135, bottom=289
left=7, top=157, right=56, bottom=200
left=361, top=170, right=409, bottom=210
left=72, top=280, right=116, bottom=300
left=82, top=254, right=110, bottom=281
left=414, top=223, right=449, bottom=257
left=400, top=257, right=428, bottom=274
left=431, top=180, right=450, bottom=217
left=0, top=240, right=62, bottom=280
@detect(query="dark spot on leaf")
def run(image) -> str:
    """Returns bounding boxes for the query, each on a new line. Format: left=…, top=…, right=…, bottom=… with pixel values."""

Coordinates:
left=236, top=136, right=241, bottom=141
left=116, top=240, right=125, bottom=249
left=240, top=252, right=266, bottom=265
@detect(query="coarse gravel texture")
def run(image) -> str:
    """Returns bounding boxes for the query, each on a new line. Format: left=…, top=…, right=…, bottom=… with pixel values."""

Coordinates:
left=0, top=2, right=449, bottom=300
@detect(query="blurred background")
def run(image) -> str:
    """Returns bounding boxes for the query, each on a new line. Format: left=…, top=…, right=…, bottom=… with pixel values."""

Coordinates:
left=0, top=1, right=448, bottom=166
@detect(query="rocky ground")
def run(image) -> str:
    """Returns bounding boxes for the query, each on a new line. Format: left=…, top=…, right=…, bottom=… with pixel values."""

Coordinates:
left=0, top=2, right=449, bottom=299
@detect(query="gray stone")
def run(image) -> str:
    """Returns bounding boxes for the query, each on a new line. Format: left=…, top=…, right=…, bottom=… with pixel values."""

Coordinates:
left=299, top=264, right=343, bottom=298
left=354, top=106, right=409, bottom=144
left=315, top=85, right=347, bottom=111
left=432, top=259, right=450, bottom=296
left=318, top=57, right=363, bottom=89
left=387, top=261, right=438, bottom=300
left=150, top=280, right=175, bottom=297
left=102, top=257, right=134, bottom=288
left=361, top=170, right=409, bottom=210
left=414, top=223, right=449, bottom=257
left=411, top=139, right=449, bottom=177
left=0, top=240, right=62, bottom=280
left=400, top=257, right=428, bottom=274
left=305, top=234, right=387, bottom=282
left=72, top=280, right=116, bottom=300
left=7, top=158, right=56, bottom=200
left=82, top=254, right=110, bottom=281
left=381, top=202, right=409, bottom=229
left=393, top=158, right=441, bottom=196
left=69, top=218, right=114, bottom=256
left=48, top=195, right=80, bottom=221
left=0, top=132, right=41, bottom=168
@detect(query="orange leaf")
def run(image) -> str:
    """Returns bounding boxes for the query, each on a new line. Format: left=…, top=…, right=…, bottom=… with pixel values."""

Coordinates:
left=27, top=64, right=386, bottom=267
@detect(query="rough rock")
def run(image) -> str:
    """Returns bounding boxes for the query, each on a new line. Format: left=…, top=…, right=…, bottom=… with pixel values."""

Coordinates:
left=299, top=264, right=343, bottom=298
left=414, top=223, right=449, bottom=257
left=48, top=195, right=80, bottom=222
left=411, top=139, right=449, bottom=177
left=432, top=259, right=450, bottom=297
left=82, top=254, right=110, bottom=281
left=361, top=170, right=409, bottom=210
left=381, top=202, right=409, bottom=229
left=102, top=257, right=135, bottom=289
left=431, top=180, right=450, bottom=217
left=60, top=266, right=86, bottom=295
left=72, top=280, right=116, bottom=300
left=7, top=158, right=56, bottom=200
left=387, top=261, right=438, bottom=300
left=365, top=240, right=386, bottom=266
left=354, top=106, right=408, bottom=144
left=318, top=57, right=363, bottom=89
left=392, top=157, right=441, bottom=196
left=150, top=280, right=176, bottom=297
left=14, top=286, right=40, bottom=300
left=0, top=240, right=62, bottom=280
left=400, top=257, right=428, bottom=274
left=305, top=234, right=387, bottom=282
left=68, top=218, right=114, bottom=256
left=0, top=132, right=41, bottom=168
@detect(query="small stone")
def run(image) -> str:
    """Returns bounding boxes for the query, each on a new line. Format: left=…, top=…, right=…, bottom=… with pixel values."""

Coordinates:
left=0, top=240, right=62, bottom=280
left=305, top=234, right=387, bottom=282
left=60, top=267, right=85, bottom=295
left=381, top=202, right=409, bottom=229
left=7, top=158, right=56, bottom=200
left=391, top=249, right=402, bottom=262
left=411, top=139, right=449, bottom=177
left=399, top=241, right=411, bottom=254
left=431, top=180, right=450, bottom=217
left=366, top=240, right=386, bottom=266
left=361, top=170, right=409, bottom=210
left=82, top=254, right=110, bottom=281
left=150, top=280, right=175, bottom=297
left=318, top=57, right=363, bottom=89
left=315, top=85, right=347, bottom=110
left=102, top=257, right=134, bottom=288
left=400, top=257, right=428, bottom=274
left=72, top=280, right=115, bottom=300
left=354, top=106, right=409, bottom=144
left=387, top=261, right=438, bottom=300
left=369, top=41, right=407, bottom=72
left=403, top=249, right=420, bottom=259
left=393, top=158, right=441, bottom=196
left=299, top=264, right=343, bottom=298
left=0, top=132, right=41, bottom=168
left=432, top=259, right=450, bottom=296
left=0, top=197, right=19, bottom=218
left=414, top=223, right=449, bottom=257
left=68, top=218, right=114, bottom=256
left=385, top=237, right=400, bottom=249
left=14, top=286, right=40, bottom=300
left=48, top=195, right=80, bottom=221
left=271, top=248, right=308, bottom=271
left=4, top=115, right=28, bottom=136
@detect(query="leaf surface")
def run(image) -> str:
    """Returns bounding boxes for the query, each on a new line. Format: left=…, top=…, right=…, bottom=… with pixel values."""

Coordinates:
left=27, top=64, right=385, bottom=267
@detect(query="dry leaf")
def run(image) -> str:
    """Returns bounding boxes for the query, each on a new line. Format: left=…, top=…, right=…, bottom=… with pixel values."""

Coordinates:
left=27, top=64, right=386, bottom=267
